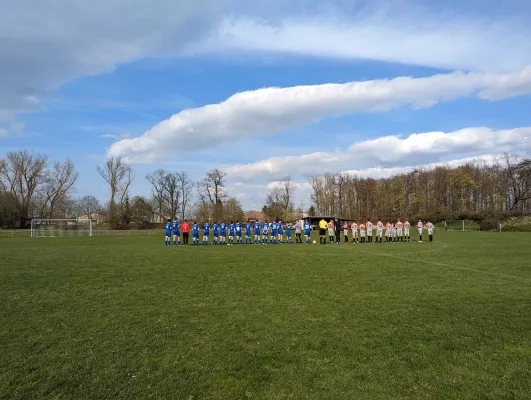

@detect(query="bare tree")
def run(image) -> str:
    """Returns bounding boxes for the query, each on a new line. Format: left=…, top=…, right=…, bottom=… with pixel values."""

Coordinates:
left=176, top=171, right=194, bottom=220
left=146, top=169, right=182, bottom=218
left=198, top=168, right=228, bottom=220
left=77, top=195, right=102, bottom=219
left=97, top=157, right=134, bottom=209
left=38, top=159, right=79, bottom=218
left=263, top=176, right=295, bottom=221
left=0, top=150, right=48, bottom=227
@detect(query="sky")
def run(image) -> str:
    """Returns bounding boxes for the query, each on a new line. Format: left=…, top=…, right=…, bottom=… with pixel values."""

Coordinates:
left=2, top=0, right=531, bottom=210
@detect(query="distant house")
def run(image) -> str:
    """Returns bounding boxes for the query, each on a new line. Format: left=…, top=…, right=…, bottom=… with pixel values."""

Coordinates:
left=244, top=211, right=265, bottom=223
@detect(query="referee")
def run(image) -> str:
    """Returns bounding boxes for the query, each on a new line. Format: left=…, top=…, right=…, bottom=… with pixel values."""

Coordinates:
left=319, top=218, right=327, bottom=244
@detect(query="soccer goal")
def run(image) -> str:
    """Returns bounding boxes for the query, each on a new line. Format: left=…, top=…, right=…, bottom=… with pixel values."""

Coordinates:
left=444, top=220, right=473, bottom=232
left=30, top=219, right=93, bottom=237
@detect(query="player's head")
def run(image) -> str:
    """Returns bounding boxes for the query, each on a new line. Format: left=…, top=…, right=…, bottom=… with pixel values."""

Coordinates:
left=367, top=218, right=371, bottom=222
left=167, top=218, right=171, bottom=222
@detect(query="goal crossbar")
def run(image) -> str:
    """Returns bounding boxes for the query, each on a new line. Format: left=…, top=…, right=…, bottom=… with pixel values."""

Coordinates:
left=444, top=220, right=472, bottom=232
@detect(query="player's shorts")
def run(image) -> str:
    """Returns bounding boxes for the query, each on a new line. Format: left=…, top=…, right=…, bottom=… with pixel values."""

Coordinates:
left=404, top=229, right=410, bottom=235
left=236, top=232, right=242, bottom=237
left=193, top=233, right=199, bottom=239
left=376, top=229, right=383, bottom=236
left=220, top=231, right=226, bottom=237
left=352, top=230, right=358, bottom=236
left=173, top=230, right=180, bottom=236
left=305, top=230, right=311, bottom=236
left=360, top=231, right=366, bottom=237
left=418, top=228, right=423, bottom=235
left=428, top=229, right=433, bottom=235
left=203, top=232, right=209, bottom=236
left=397, top=229, right=403, bottom=235
left=343, top=230, right=349, bottom=235
left=319, top=228, right=326, bottom=236
left=367, top=230, right=373, bottom=235
left=165, top=231, right=171, bottom=236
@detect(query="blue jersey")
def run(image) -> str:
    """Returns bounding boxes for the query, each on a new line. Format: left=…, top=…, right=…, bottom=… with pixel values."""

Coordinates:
left=286, top=225, right=291, bottom=236
left=203, top=223, right=210, bottom=235
left=165, top=222, right=172, bottom=235
left=254, top=222, right=260, bottom=234
left=304, top=222, right=311, bottom=233
left=278, top=224, right=284, bottom=234
left=220, top=223, right=227, bottom=235
left=262, top=223, right=269, bottom=234
left=235, top=223, right=242, bottom=236
left=245, top=223, right=251, bottom=236
left=172, top=221, right=180, bottom=234
left=229, top=224, right=235, bottom=235
left=271, top=222, right=277, bottom=234
left=213, top=223, right=219, bottom=235
left=192, top=224, right=199, bottom=237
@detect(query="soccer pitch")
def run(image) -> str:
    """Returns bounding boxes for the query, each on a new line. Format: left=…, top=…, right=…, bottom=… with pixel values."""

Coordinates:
left=1, top=232, right=530, bottom=399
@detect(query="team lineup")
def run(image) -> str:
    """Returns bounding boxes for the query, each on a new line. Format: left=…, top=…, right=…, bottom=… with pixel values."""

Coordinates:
left=164, top=218, right=435, bottom=246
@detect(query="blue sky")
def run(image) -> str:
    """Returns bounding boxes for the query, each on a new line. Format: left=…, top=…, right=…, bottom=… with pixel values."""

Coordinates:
left=1, top=0, right=531, bottom=209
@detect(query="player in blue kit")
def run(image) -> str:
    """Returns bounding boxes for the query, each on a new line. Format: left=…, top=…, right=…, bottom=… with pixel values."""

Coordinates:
left=219, top=221, right=227, bottom=245
left=203, top=222, right=210, bottom=245
left=245, top=221, right=251, bottom=244
left=270, top=221, right=277, bottom=244
left=192, top=221, right=200, bottom=246
left=262, top=220, right=269, bottom=244
left=235, top=221, right=242, bottom=245
left=253, top=221, right=261, bottom=244
left=228, top=221, right=235, bottom=245
left=285, top=223, right=293, bottom=244
left=212, top=222, right=219, bottom=245
left=277, top=221, right=284, bottom=244
left=172, top=217, right=181, bottom=246
left=304, top=218, right=311, bottom=244
left=164, top=219, right=172, bottom=246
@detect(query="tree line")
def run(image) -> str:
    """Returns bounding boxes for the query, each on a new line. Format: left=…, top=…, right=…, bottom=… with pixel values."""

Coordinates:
left=0, top=150, right=248, bottom=229
left=2, top=150, right=530, bottom=230
left=308, top=155, right=531, bottom=230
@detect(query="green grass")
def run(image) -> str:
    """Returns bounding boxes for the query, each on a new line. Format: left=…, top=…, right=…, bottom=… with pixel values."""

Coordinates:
left=1, top=232, right=530, bottom=399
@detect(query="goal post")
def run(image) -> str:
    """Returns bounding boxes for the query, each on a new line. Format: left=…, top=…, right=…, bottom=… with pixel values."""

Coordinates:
left=31, top=219, right=93, bottom=237
left=444, top=220, right=473, bottom=232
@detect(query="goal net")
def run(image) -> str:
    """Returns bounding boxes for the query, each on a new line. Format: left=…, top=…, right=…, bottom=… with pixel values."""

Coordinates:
left=31, top=219, right=93, bottom=237
left=444, top=220, right=472, bottom=232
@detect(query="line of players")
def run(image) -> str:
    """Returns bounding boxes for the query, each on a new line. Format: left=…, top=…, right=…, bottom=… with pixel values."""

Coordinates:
left=164, top=219, right=313, bottom=246
left=164, top=218, right=434, bottom=246
left=320, top=219, right=434, bottom=244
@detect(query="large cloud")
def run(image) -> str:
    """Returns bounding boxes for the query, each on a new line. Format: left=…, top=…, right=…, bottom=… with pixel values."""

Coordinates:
left=224, top=127, right=531, bottom=182
left=0, top=0, right=227, bottom=120
left=108, top=68, right=531, bottom=162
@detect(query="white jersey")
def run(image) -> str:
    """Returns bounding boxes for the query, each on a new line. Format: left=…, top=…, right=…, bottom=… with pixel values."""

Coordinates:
left=404, top=221, right=410, bottom=233
left=397, top=221, right=403, bottom=232
left=366, top=222, right=373, bottom=233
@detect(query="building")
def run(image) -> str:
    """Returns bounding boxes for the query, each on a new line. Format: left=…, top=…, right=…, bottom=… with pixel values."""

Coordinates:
left=244, top=211, right=265, bottom=223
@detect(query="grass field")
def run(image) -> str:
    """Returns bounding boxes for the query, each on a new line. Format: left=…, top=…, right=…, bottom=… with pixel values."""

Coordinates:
left=1, top=231, right=530, bottom=399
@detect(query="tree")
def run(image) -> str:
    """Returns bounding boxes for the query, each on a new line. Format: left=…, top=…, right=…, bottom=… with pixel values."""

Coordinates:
left=130, top=196, right=154, bottom=229
left=97, top=157, right=134, bottom=228
left=0, top=150, right=48, bottom=227
left=263, top=176, right=295, bottom=221
left=308, top=205, right=316, bottom=216
left=223, top=197, right=244, bottom=222
left=146, top=169, right=181, bottom=218
left=37, top=159, right=78, bottom=218
left=77, top=195, right=102, bottom=219
left=176, top=171, right=194, bottom=220
left=0, top=191, right=19, bottom=228
left=504, top=154, right=531, bottom=212
left=198, top=168, right=227, bottom=221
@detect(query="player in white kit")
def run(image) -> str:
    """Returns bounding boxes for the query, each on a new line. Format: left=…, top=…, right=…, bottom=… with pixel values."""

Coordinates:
left=376, top=219, right=384, bottom=243
left=392, top=224, right=397, bottom=242
left=385, top=222, right=392, bottom=242
left=417, top=220, right=424, bottom=242
left=404, top=220, right=411, bottom=242
left=351, top=221, right=359, bottom=243
left=366, top=219, right=373, bottom=243
left=359, top=223, right=366, bottom=243
left=343, top=222, right=349, bottom=244
left=396, top=219, right=404, bottom=242
left=426, top=221, right=434, bottom=242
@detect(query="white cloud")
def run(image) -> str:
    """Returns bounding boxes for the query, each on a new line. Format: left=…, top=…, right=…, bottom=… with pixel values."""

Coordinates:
left=223, top=127, right=531, bottom=182
left=101, top=133, right=130, bottom=141
left=0, top=128, right=7, bottom=137
left=109, top=68, right=531, bottom=162
left=196, top=5, right=531, bottom=72
left=0, top=0, right=227, bottom=120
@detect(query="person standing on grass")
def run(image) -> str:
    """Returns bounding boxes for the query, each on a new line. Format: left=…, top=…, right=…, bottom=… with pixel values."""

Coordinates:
left=235, top=221, right=242, bottom=245
left=172, top=217, right=181, bottom=246
left=343, top=221, right=349, bottom=244
left=228, top=221, right=235, bottom=245
left=164, top=219, right=172, bottom=246
left=202, top=222, right=210, bottom=245
left=278, top=220, right=284, bottom=244
left=351, top=220, right=358, bottom=243
left=270, top=220, right=278, bottom=244
left=306, top=218, right=314, bottom=244
left=219, top=220, right=227, bottom=245
left=212, top=222, right=219, bottom=245
left=376, top=219, right=383, bottom=243
left=404, top=219, right=411, bottom=242
left=319, top=218, right=327, bottom=244
left=417, top=219, right=424, bottom=242
left=192, top=221, right=200, bottom=246
left=285, top=223, right=293, bottom=244
left=295, top=220, right=302, bottom=244
left=181, top=220, right=190, bottom=246
left=327, top=219, right=335, bottom=244
left=359, top=222, right=366, bottom=243
left=245, top=220, right=252, bottom=245
left=397, top=219, right=404, bottom=241
left=426, top=221, right=434, bottom=242
left=385, top=221, right=392, bottom=242
left=253, top=220, right=261, bottom=244
left=366, top=219, right=373, bottom=243
left=262, top=220, right=269, bottom=244
left=334, top=218, right=341, bottom=244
